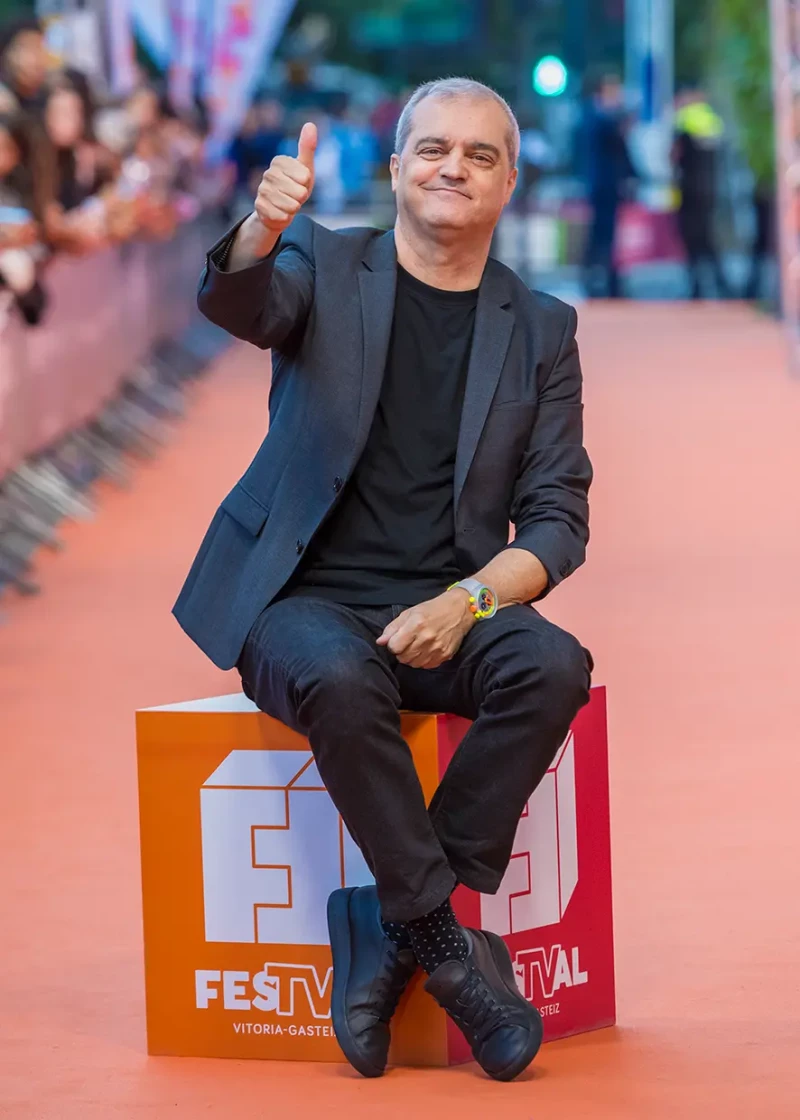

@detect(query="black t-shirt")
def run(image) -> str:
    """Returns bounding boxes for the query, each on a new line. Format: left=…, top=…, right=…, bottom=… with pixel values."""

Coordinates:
left=284, top=264, right=479, bottom=606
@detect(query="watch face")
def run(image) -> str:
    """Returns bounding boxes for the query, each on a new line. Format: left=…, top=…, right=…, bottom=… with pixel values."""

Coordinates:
left=478, top=587, right=496, bottom=615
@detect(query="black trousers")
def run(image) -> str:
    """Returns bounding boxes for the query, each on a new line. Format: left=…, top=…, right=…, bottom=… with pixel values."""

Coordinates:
left=679, top=201, right=731, bottom=299
left=238, top=596, right=593, bottom=923
left=584, top=194, right=621, bottom=299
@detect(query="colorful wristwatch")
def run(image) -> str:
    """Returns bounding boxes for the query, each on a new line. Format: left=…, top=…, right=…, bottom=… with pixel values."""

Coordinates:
left=447, top=578, right=498, bottom=620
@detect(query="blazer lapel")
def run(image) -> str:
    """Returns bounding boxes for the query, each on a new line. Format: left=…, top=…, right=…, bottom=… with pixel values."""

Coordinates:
left=353, top=230, right=397, bottom=461
left=454, top=261, right=514, bottom=510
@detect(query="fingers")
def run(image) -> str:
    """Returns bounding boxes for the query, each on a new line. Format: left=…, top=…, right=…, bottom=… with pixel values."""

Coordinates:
left=398, top=645, right=447, bottom=670
left=261, top=167, right=309, bottom=201
left=387, top=622, right=429, bottom=659
left=255, top=157, right=313, bottom=231
left=269, top=154, right=313, bottom=190
left=254, top=192, right=300, bottom=230
left=376, top=618, right=403, bottom=646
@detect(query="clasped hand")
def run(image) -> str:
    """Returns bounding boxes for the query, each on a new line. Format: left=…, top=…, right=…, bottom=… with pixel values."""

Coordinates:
left=376, top=589, right=475, bottom=669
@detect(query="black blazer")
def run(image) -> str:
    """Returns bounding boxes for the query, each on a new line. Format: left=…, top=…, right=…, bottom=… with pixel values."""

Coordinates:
left=173, top=215, right=592, bottom=670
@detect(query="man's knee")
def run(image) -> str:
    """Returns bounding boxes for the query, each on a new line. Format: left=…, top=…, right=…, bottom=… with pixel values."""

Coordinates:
left=295, top=646, right=397, bottom=731
left=303, top=648, right=383, bottom=700
left=240, top=604, right=395, bottom=729
left=504, top=623, right=591, bottom=715
left=543, top=630, right=592, bottom=710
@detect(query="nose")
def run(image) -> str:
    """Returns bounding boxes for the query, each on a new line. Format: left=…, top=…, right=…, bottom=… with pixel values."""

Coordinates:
left=439, top=147, right=467, bottom=181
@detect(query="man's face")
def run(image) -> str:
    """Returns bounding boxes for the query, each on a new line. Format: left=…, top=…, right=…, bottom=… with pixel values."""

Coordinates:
left=390, top=95, right=517, bottom=236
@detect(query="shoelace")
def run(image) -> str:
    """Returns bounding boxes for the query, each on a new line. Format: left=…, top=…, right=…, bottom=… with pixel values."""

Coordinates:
left=374, top=944, right=414, bottom=1024
left=451, top=967, right=510, bottom=1041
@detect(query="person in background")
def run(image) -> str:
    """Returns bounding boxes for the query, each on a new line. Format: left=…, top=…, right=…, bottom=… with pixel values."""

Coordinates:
left=581, top=72, right=637, bottom=298
left=157, top=93, right=205, bottom=195
left=42, top=82, right=113, bottom=254
left=228, top=99, right=286, bottom=208
left=0, top=17, right=60, bottom=251
left=744, top=176, right=774, bottom=303
left=44, top=83, right=114, bottom=211
left=329, top=95, right=378, bottom=209
left=0, top=17, right=49, bottom=115
left=370, top=86, right=408, bottom=171
left=518, top=124, right=553, bottom=208
left=117, top=85, right=181, bottom=240
left=222, top=104, right=262, bottom=222
left=0, top=111, right=47, bottom=323
left=257, top=99, right=287, bottom=166
left=672, top=87, right=732, bottom=299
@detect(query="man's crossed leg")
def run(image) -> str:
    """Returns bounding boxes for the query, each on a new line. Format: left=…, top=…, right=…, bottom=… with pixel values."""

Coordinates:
left=238, top=595, right=592, bottom=1081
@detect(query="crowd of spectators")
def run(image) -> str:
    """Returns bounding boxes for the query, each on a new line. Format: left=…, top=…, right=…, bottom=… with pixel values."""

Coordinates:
left=0, top=17, right=208, bottom=327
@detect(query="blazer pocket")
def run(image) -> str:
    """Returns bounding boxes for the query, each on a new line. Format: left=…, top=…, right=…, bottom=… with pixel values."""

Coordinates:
left=490, top=399, right=538, bottom=412
left=220, top=483, right=270, bottom=536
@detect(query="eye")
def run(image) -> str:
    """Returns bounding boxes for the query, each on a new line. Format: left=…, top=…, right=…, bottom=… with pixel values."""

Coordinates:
left=420, top=147, right=444, bottom=157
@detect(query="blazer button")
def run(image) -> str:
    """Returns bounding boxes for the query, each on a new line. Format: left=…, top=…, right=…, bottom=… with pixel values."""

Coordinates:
left=296, top=539, right=304, bottom=554
left=333, top=476, right=343, bottom=492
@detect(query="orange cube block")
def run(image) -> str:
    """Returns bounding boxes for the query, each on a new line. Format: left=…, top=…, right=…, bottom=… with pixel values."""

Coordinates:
left=136, top=687, right=613, bottom=1066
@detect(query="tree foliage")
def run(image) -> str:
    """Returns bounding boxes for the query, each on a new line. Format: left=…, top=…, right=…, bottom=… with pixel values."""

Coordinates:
left=714, top=0, right=774, bottom=185
left=676, top=0, right=774, bottom=185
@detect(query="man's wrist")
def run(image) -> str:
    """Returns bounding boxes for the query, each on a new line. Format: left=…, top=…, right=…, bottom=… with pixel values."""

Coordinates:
left=225, top=212, right=281, bottom=272
left=445, top=585, right=478, bottom=626
left=447, top=578, right=498, bottom=621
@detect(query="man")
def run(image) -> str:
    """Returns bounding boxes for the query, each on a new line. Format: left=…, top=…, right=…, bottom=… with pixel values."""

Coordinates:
left=581, top=72, right=636, bottom=299
left=672, top=88, right=731, bottom=299
left=175, top=78, right=593, bottom=1082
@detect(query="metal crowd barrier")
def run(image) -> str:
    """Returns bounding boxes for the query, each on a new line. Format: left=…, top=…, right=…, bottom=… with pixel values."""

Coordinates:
left=0, top=214, right=230, bottom=603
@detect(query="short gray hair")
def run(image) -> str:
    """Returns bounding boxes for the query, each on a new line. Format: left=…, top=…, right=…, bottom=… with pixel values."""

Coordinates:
left=395, top=77, right=520, bottom=167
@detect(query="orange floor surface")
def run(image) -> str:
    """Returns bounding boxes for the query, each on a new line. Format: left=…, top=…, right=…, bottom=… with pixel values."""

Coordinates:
left=1, top=301, right=799, bottom=1119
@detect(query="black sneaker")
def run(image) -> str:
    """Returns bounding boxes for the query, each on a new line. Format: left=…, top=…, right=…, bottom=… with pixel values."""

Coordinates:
left=424, top=928, right=543, bottom=1081
left=327, top=885, right=418, bottom=1077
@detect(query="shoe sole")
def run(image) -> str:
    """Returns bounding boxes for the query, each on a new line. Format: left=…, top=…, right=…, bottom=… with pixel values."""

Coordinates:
left=483, top=930, right=544, bottom=1082
left=327, top=888, right=386, bottom=1079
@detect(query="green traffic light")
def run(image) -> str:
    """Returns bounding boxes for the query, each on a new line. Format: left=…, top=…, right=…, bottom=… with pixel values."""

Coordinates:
left=533, top=55, right=568, bottom=97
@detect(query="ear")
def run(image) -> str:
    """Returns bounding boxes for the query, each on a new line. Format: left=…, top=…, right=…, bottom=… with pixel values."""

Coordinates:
left=504, top=166, right=518, bottom=206
left=389, top=152, right=400, bottom=194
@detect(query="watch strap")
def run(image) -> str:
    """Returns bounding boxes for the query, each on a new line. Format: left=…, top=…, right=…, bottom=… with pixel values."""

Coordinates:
left=447, top=578, right=498, bottom=620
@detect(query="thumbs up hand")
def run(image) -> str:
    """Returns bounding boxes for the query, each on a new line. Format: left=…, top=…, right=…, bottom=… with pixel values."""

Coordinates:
left=254, top=121, right=317, bottom=233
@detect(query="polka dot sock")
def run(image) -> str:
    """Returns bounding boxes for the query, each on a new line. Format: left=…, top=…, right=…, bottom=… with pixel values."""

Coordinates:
left=406, top=898, right=469, bottom=974
left=382, top=919, right=413, bottom=950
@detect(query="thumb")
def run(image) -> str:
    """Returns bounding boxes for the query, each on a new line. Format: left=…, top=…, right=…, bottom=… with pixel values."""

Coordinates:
left=297, top=121, right=317, bottom=173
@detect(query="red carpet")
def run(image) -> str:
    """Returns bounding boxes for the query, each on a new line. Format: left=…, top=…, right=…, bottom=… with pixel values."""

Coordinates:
left=1, top=301, right=798, bottom=1117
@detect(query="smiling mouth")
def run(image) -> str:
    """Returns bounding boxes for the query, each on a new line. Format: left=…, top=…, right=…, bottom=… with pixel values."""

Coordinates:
left=426, top=187, right=470, bottom=198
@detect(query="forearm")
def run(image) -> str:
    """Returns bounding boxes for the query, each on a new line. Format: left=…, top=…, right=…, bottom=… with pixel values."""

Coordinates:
left=468, top=548, right=549, bottom=609
left=226, top=210, right=281, bottom=272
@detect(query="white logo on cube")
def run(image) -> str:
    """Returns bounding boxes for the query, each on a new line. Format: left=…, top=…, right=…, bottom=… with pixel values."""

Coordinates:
left=480, top=732, right=578, bottom=936
left=200, top=750, right=373, bottom=945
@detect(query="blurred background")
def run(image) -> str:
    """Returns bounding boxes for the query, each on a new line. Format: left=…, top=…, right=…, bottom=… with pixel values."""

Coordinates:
left=0, top=0, right=781, bottom=312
